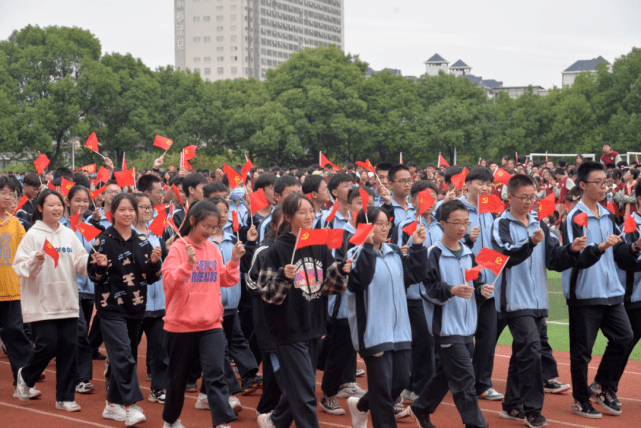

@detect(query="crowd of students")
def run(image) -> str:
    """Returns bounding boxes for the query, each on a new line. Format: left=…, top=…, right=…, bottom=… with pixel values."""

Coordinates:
left=1, top=142, right=641, bottom=428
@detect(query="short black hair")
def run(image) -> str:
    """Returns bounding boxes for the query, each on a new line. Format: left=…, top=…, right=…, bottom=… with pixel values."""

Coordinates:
left=576, top=161, right=605, bottom=185
left=555, top=167, right=566, bottom=176
left=465, top=166, right=493, bottom=183
left=348, top=186, right=374, bottom=204
left=73, top=172, right=90, bottom=188
left=182, top=172, right=208, bottom=197
left=274, top=175, right=301, bottom=195
left=302, top=175, right=325, bottom=194
left=410, top=180, right=438, bottom=198
left=439, top=199, right=468, bottom=222
left=53, top=167, right=74, bottom=181
left=444, top=165, right=464, bottom=184
left=170, top=176, right=184, bottom=187
left=630, top=168, right=640, bottom=180
left=327, top=173, right=355, bottom=198
left=388, top=164, right=410, bottom=182
left=635, top=181, right=641, bottom=201
left=253, top=173, right=277, bottom=192
left=375, top=162, right=393, bottom=173
left=137, top=174, right=162, bottom=193
left=602, top=142, right=611, bottom=148
left=0, top=176, right=18, bottom=193
left=23, top=173, right=41, bottom=188
left=203, top=181, right=228, bottom=198
left=407, top=161, right=417, bottom=168
left=558, top=158, right=567, bottom=168
left=507, top=174, right=536, bottom=194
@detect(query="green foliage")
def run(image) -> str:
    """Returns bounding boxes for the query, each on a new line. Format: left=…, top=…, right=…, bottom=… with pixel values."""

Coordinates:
left=1, top=162, right=30, bottom=173
left=1, top=25, right=641, bottom=171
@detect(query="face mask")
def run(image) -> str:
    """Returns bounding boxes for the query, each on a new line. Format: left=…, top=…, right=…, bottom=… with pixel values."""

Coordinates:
left=230, top=186, right=246, bottom=201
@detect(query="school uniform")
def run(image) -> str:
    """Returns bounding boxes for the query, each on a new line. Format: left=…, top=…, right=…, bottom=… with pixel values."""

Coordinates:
left=388, top=198, right=416, bottom=229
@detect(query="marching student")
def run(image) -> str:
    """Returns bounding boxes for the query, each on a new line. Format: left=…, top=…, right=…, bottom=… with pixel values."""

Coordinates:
left=161, top=200, right=245, bottom=428
left=409, top=200, right=493, bottom=428
left=256, top=193, right=352, bottom=428
left=561, top=161, right=634, bottom=418
left=491, top=174, right=586, bottom=427
left=344, top=205, right=429, bottom=428
left=386, top=164, right=416, bottom=229
left=13, top=189, right=90, bottom=411
left=320, top=173, right=355, bottom=229
left=302, top=175, right=329, bottom=225
left=88, top=193, right=162, bottom=426
left=258, top=175, right=301, bottom=243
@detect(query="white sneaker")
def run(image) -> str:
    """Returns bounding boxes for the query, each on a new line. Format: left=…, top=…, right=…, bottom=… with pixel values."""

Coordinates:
left=213, top=425, right=231, bottom=428
left=257, top=413, right=275, bottom=428
left=125, top=404, right=146, bottom=426
left=229, top=394, right=242, bottom=415
left=15, top=367, right=30, bottom=401
left=55, top=401, right=81, bottom=412
left=355, top=368, right=365, bottom=377
left=401, top=389, right=419, bottom=402
left=195, top=393, right=209, bottom=410
left=336, top=382, right=367, bottom=398
left=347, top=397, right=369, bottom=428
left=103, top=401, right=127, bottom=421
left=13, top=386, right=41, bottom=400
left=163, top=420, right=186, bottom=428
left=76, top=381, right=95, bottom=394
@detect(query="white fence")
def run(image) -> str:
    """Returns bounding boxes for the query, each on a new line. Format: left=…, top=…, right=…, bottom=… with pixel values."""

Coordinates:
left=527, top=153, right=596, bottom=162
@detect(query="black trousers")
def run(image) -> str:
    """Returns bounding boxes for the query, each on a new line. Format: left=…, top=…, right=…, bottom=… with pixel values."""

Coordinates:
left=222, top=312, right=258, bottom=379
left=617, top=307, right=641, bottom=387
left=22, top=318, right=78, bottom=402
left=473, top=297, right=497, bottom=395
left=77, top=301, right=93, bottom=382
left=320, top=323, right=357, bottom=396
left=101, top=316, right=144, bottom=405
left=503, top=316, right=545, bottom=416
left=568, top=304, right=633, bottom=402
left=358, top=350, right=411, bottom=428
left=163, top=329, right=236, bottom=426
left=413, top=342, right=486, bottom=428
left=256, top=350, right=282, bottom=414
left=139, top=316, right=169, bottom=391
left=239, top=303, right=261, bottom=365
left=408, top=302, right=435, bottom=394
left=271, top=338, right=321, bottom=428
left=79, top=296, right=94, bottom=330
left=88, top=312, right=104, bottom=355
left=0, top=300, right=33, bottom=384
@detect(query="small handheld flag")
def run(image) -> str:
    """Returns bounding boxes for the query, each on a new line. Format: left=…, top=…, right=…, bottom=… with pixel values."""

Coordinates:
left=96, top=166, right=111, bottom=183
left=327, top=229, right=344, bottom=250
left=349, top=223, right=375, bottom=246
left=451, top=167, right=468, bottom=190
left=172, top=184, right=184, bottom=207
left=43, top=239, right=59, bottom=268
left=241, top=156, right=254, bottom=184
left=231, top=210, right=240, bottom=240
left=479, top=194, right=505, bottom=214
left=153, top=135, right=174, bottom=152
left=537, top=193, right=556, bottom=220
left=60, top=178, right=75, bottom=197
left=475, top=248, right=508, bottom=276
left=85, top=132, right=105, bottom=158
left=418, top=189, right=435, bottom=216
left=325, top=202, right=340, bottom=225
left=248, top=189, right=269, bottom=216
left=622, top=214, right=637, bottom=235
left=223, top=164, right=242, bottom=189
left=465, top=265, right=485, bottom=282
left=69, top=213, right=80, bottom=232
left=573, top=212, right=588, bottom=229
left=89, top=186, right=106, bottom=201
left=320, top=151, right=341, bottom=172
left=438, top=153, right=449, bottom=168
left=34, top=152, right=50, bottom=175
left=114, top=169, right=135, bottom=188
left=77, top=222, right=101, bottom=242
left=493, top=169, right=512, bottom=185
left=148, top=210, right=168, bottom=237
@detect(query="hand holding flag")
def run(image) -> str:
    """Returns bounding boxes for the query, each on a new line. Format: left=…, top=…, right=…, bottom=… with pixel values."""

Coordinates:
left=465, top=265, right=486, bottom=282
left=43, top=239, right=59, bottom=268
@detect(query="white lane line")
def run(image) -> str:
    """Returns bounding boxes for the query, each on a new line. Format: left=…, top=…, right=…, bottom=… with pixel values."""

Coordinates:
left=491, top=354, right=641, bottom=375
left=547, top=320, right=570, bottom=325
left=0, top=401, right=117, bottom=427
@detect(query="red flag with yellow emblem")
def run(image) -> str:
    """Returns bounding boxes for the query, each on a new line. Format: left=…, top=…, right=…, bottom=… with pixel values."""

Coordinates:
left=43, top=239, right=59, bottom=268
left=475, top=248, right=508, bottom=275
left=295, top=229, right=328, bottom=250
left=223, top=164, right=242, bottom=189
left=60, top=178, right=75, bottom=197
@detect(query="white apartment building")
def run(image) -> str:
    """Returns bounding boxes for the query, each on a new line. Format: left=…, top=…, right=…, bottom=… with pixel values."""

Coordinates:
left=174, top=0, right=344, bottom=81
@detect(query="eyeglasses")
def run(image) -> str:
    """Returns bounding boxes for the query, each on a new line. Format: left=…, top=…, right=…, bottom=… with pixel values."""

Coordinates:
left=200, top=225, right=220, bottom=232
left=393, top=179, right=412, bottom=185
left=139, top=205, right=154, bottom=212
left=105, top=190, right=121, bottom=195
left=443, top=221, right=471, bottom=229
left=585, top=180, right=607, bottom=187
left=374, top=221, right=392, bottom=229
left=510, top=194, right=537, bottom=203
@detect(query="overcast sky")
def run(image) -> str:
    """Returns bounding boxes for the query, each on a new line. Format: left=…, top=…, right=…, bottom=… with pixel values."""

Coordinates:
left=1, top=0, right=639, bottom=89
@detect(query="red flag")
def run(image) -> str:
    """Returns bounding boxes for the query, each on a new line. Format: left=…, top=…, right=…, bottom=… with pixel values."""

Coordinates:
left=607, top=200, right=616, bottom=215
left=305, top=193, right=313, bottom=200
left=172, top=184, right=184, bottom=206
left=43, top=239, right=59, bottom=267
left=231, top=210, right=239, bottom=233
left=223, top=164, right=242, bottom=189
left=153, top=135, right=174, bottom=151
left=538, top=193, right=556, bottom=220
left=355, top=160, right=375, bottom=174
left=320, top=151, right=341, bottom=171
left=465, top=265, right=486, bottom=282
left=349, top=223, right=375, bottom=246
left=89, top=186, right=106, bottom=201
left=451, top=167, right=468, bottom=190
left=325, top=202, right=340, bottom=224
left=573, top=212, right=588, bottom=229
left=359, top=187, right=370, bottom=213
left=402, top=218, right=420, bottom=236
left=47, top=182, right=57, bottom=190
left=77, top=163, right=96, bottom=174
left=327, top=229, right=344, bottom=250
left=400, top=152, right=403, bottom=165
left=622, top=214, right=637, bottom=234
left=105, top=211, right=112, bottom=224
left=515, top=152, right=519, bottom=164
left=69, top=213, right=80, bottom=232
left=296, top=229, right=328, bottom=249
left=148, top=210, right=168, bottom=237
left=96, top=166, right=111, bottom=183
left=438, top=153, right=449, bottom=168
left=77, top=222, right=101, bottom=242
left=241, top=157, right=254, bottom=183
left=167, top=216, right=181, bottom=235
left=114, top=169, right=135, bottom=188
left=475, top=247, right=508, bottom=275
left=248, top=189, right=269, bottom=215
left=183, top=145, right=198, bottom=160
left=85, top=132, right=99, bottom=152
left=351, top=211, right=359, bottom=222
left=12, top=195, right=29, bottom=215
left=34, top=152, right=50, bottom=175
left=60, top=178, right=75, bottom=197
left=418, top=189, right=436, bottom=216
left=493, top=169, right=512, bottom=185
left=479, top=194, right=505, bottom=214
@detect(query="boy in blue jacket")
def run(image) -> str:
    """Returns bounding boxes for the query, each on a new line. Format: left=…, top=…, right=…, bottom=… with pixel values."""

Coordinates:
left=410, top=200, right=494, bottom=428
left=491, top=174, right=586, bottom=427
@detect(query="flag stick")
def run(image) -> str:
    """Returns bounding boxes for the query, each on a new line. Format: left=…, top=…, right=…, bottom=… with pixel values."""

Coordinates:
left=86, top=148, right=106, bottom=159
left=237, top=230, right=240, bottom=241
left=291, top=229, right=301, bottom=265
left=490, top=256, right=510, bottom=288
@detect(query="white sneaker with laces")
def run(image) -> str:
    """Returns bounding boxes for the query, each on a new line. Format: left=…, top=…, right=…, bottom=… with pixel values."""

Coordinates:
left=103, top=401, right=127, bottom=421
left=195, top=393, right=209, bottom=410
left=336, top=382, right=367, bottom=398
left=479, top=388, right=504, bottom=401
left=163, top=420, right=186, bottom=428
left=13, top=386, right=41, bottom=400
left=229, top=395, right=242, bottom=415
left=257, top=413, right=275, bottom=428
left=55, top=401, right=81, bottom=412
left=16, top=367, right=30, bottom=401
left=125, top=404, right=146, bottom=426
left=347, top=397, right=369, bottom=428
left=76, top=381, right=95, bottom=394
left=320, top=395, right=345, bottom=415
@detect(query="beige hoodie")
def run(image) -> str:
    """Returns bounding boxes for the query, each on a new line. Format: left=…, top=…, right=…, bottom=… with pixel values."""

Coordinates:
left=13, top=220, right=89, bottom=323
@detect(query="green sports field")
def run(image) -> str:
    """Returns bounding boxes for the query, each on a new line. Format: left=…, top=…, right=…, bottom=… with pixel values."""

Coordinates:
left=497, top=270, right=641, bottom=360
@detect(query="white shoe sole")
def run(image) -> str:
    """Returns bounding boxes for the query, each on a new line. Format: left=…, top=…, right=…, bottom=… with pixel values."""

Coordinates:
left=321, top=406, right=346, bottom=415
left=499, top=410, right=525, bottom=421
left=231, top=403, right=243, bottom=415
left=103, top=411, right=127, bottom=422
left=545, top=384, right=570, bottom=394
left=125, top=415, right=147, bottom=426
left=572, top=408, right=602, bottom=419
left=55, top=403, right=81, bottom=412
left=525, top=418, right=549, bottom=428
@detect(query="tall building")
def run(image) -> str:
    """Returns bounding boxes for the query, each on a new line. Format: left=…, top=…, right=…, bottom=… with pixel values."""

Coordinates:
left=174, top=0, right=345, bottom=81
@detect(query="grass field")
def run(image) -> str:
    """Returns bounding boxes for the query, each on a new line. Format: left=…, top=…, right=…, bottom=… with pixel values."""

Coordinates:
left=497, top=270, right=641, bottom=360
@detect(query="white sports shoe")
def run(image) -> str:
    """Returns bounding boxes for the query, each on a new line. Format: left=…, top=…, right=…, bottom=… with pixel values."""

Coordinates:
left=13, top=387, right=41, bottom=400
left=195, top=393, right=209, bottom=410
left=229, top=395, right=242, bottom=415
left=336, top=382, right=367, bottom=398
left=125, top=404, right=146, bottom=426
left=163, top=420, right=186, bottom=428
left=102, top=401, right=127, bottom=421
left=55, top=401, right=81, bottom=412
left=15, top=368, right=30, bottom=401
left=347, top=397, right=369, bottom=428
left=257, top=413, right=275, bottom=428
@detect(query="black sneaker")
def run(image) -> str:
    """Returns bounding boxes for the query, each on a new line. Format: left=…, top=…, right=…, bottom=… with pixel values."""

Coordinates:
left=499, top=408, right=525, bottom=421
left=185, top=382, right=198, bottom=393
left=525, top=412, right=548, bottom=428
left=148, top=389, right=166, bottom=404
left=543, top=378, right=570, bottom=394
left=408, top=405, right=436, bottom=428
left=92, top=352, right=107, bottom=361
left=590, top=382, right=621, bottom=415
left=571, top=400, right=602, bottom=419
left=241, top=375, right=262, bottom=395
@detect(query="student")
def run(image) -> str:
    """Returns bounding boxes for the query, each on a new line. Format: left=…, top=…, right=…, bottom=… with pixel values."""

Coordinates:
left=132, top=192, right=170, bottom=405
left=15, top=172, right=41, bottom=223
left=88, top=193, right=162, bottom=426
left=258, top=175, right=302, bottom=242
left=13, top=189, right=90, bottom=412
left=252, top=173, right=278, bottom=227
left=256, top=193, right=352, bottom=428
left=182, top=172, right=208, bottom=213
left=137, top=174, right=165, bottom=207
left=161, top=201, right=245, bottom=428
left=491, top=174, right=586, bottom=427
left=320, top=173, right=355, bottom=229
left=561, top=161, right=634, bottom=418
left=373, top=162, right=393, bottom=207
left=345, top=206, right=428, bottom=428
left=302, top=175, right=329, bottom=225
left=88, top=180, right=120, bottom=230
left=387, top=164, right=416, bottom=228
left=409, top=200, right=493, bottom=428
left=0, top=177, right=33, bottom=391
left=60, top=185, right=96, bottom=395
